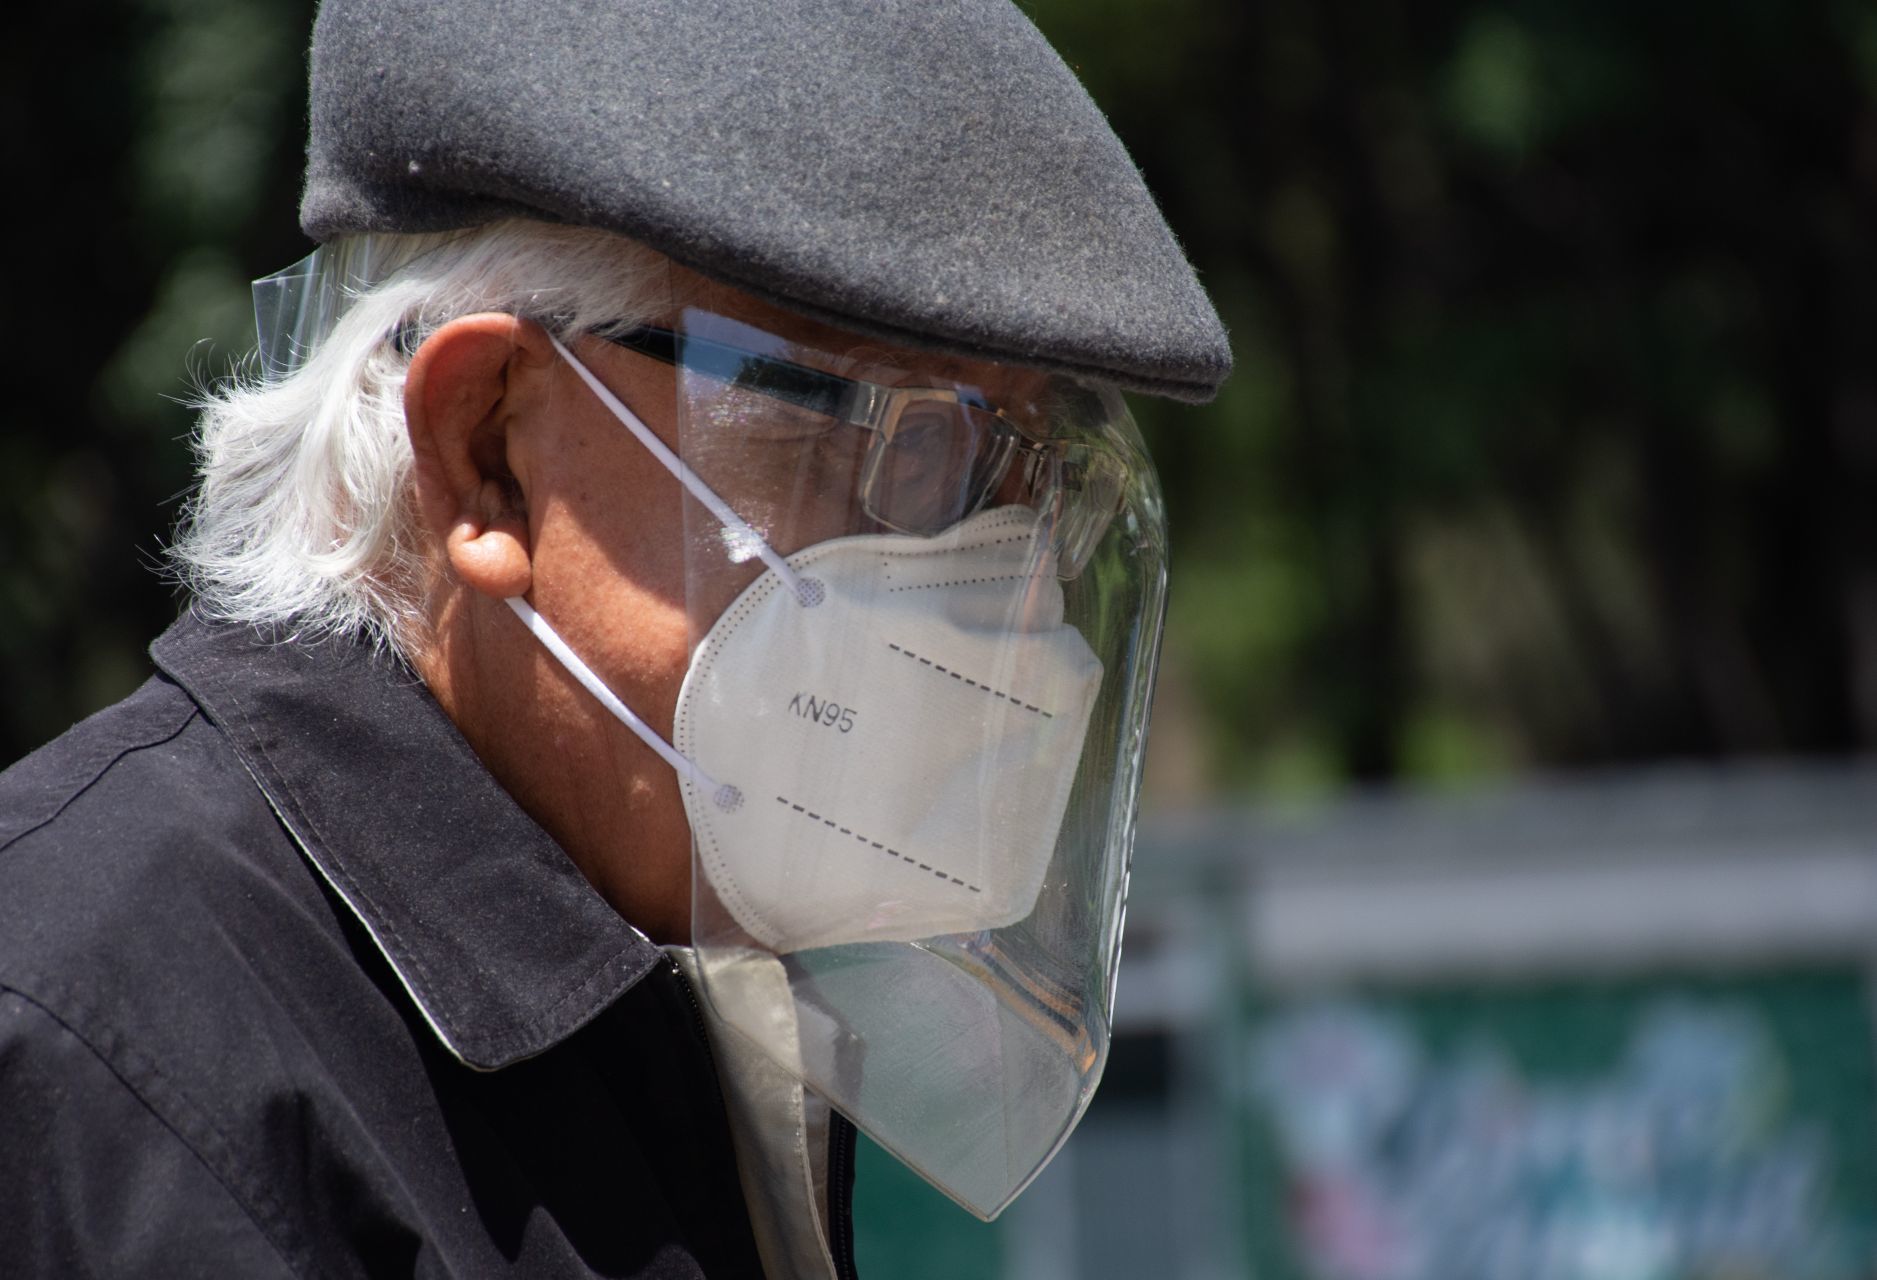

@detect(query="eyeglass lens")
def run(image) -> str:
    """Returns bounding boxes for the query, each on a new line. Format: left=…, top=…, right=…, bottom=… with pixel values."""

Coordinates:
left=860, top=401, right=1011, bottom=536
left=860, top=400, right=1122, bottom=579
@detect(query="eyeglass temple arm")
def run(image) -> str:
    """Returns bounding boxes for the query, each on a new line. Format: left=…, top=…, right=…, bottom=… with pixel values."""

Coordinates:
left=599, top=326, right=874, bottom=425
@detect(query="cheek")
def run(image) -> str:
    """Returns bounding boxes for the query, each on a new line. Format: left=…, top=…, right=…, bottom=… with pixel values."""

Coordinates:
left=529, top=464, right=694, bottom=722
left=537, top=540, right=691, bottom=695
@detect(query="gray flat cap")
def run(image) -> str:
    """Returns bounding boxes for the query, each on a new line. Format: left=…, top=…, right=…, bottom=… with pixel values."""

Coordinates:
left=303, top=0, right=1231, bottom=401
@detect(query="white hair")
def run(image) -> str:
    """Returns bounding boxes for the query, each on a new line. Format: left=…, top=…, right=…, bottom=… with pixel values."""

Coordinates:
left=170, top=219, right=671, bottom=656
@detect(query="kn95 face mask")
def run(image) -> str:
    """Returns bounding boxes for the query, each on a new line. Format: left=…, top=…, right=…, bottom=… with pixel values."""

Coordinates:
left=675, top=505, right=1103, bottom=954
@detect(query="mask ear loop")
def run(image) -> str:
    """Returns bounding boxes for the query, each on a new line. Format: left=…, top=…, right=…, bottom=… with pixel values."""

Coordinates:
left=501, top=331, right=815, bottom=814
left=504, top=595, right=742, bottom=811
left=544, top=331, right=817, bottom=607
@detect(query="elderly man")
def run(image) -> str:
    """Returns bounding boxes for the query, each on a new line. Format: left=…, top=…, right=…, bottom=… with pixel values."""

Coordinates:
left=0, top=0, right=1227, bottom=1276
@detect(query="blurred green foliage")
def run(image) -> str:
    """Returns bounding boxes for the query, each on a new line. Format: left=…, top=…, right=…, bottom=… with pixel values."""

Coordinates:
left=1, top=0, right=316, bottom=759
left=1028, top=0, right=1877, bottom=792
left=5, top=0, right=1876, bottom=797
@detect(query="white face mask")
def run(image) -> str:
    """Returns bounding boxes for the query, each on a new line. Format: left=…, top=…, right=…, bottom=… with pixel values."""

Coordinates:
left=674, top=505, right=1103, bottom=953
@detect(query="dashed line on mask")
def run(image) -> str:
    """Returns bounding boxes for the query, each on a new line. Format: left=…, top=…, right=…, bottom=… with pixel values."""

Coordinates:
left=775, top=795, right=983, bottom=893
left=886, top=643, right=1054, bottom=718
left=885, top=572, right=1034, bottom=593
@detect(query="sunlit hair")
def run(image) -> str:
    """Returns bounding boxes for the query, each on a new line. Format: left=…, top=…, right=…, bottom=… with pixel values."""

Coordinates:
left=170, top=219, right=671, bottom=656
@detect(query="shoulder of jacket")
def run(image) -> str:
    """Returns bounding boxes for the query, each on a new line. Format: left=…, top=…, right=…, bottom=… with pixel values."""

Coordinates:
left=0, top=673, right=203, bottom=855
left=0, top=673, right=318, bottom=989
left=0, top=984, right=310, bottom=1277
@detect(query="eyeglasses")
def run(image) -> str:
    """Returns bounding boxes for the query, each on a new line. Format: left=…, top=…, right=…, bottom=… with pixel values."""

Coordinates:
left=598, top=326, right=1127, bottom=579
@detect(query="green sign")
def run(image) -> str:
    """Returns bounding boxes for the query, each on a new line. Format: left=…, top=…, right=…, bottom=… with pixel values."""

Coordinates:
left=1240, top=970, right=1877, bottom=1280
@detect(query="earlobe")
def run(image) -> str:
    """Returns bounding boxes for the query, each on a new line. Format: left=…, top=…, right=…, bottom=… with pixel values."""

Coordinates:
left=405, top=315, right=556, bottom=601
left=445, top=480, right=534, bottom=600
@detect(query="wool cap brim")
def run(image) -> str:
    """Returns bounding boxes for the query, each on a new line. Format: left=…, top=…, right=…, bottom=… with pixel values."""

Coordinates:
left=302, top=0, right=1231, bottom=401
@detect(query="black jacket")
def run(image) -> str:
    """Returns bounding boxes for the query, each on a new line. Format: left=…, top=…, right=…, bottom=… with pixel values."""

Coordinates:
left=0, top=611, right=852, bottom=1277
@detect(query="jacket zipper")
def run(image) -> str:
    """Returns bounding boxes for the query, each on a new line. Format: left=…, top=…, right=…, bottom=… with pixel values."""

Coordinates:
left=828, top=1112, right=860, bottom=1280
left=665, top=957, right=732, bottom=1128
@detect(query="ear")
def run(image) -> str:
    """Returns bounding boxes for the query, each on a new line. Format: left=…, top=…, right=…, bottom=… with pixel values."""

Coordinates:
left=404, top=314, right=556, bottom=600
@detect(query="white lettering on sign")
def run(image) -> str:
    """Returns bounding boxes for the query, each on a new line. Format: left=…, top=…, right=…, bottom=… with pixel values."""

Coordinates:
left=1249, top=998, right=1857, bottom=1280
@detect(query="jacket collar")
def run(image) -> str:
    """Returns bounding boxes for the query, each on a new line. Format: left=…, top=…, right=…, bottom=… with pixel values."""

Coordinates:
left=151, top=609, right=665, bottom=1070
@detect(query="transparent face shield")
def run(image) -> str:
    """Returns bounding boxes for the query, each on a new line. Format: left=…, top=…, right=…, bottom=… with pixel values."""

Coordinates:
left=251, top=247, right=1167, bottom=1219
left=252, top=241, right=406, bottom=380
left=626, top=307, right=1169, bottom=1220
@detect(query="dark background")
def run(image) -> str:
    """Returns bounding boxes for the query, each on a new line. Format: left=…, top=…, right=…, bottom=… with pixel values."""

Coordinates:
left=6, top=0, right=1876, bottom=798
